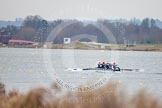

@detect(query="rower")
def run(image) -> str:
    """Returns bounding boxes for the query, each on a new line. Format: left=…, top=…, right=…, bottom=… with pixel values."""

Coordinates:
left=113, top=62, right=116, bottom=66
left=101, top=62, right=105, bottom=69
left=98, top=62, right=101, bottom=68
left=111, top=62, right=116, bottom=71
left=105, top=62, right=110, bottom=69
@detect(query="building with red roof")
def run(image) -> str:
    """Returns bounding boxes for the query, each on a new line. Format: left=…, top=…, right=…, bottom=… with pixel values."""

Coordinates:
left=8, top=39, right=36, bottom=45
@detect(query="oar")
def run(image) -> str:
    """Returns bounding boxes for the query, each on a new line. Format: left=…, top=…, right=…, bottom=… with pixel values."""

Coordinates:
left=120, top=69, right=140, bottom=71
left=82, top=68, right=98, bottom=70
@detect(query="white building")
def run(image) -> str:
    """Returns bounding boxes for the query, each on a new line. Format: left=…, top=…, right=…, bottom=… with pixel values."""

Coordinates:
left=64, top=38, right=71, bottom=44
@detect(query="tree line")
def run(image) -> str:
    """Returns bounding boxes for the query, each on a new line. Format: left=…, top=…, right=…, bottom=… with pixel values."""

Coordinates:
left=0, top=15, right=162, bottom=44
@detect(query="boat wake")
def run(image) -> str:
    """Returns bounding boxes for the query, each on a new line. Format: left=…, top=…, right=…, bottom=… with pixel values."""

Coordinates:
left=65, top=68, right=83, bottom=72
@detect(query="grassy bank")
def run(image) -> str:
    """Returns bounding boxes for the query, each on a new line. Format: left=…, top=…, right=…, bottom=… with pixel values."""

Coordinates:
left=0, top=81, right=162, bottom=108
left=1, top=42, right=162, bottom=52
left=41, top=42, right=162, bottom=51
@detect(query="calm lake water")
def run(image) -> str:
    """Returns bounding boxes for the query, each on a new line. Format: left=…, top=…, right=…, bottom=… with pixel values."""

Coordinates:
left=0, top=48, right=162, bottom=97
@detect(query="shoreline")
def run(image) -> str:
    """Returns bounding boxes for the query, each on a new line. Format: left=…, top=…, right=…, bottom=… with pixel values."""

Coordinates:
left=1, top=47, right=162, bottom=52
left=1, top=43, right=162, bottom=52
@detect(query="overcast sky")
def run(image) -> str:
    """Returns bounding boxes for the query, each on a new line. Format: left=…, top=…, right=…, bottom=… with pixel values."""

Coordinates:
left=0, top=0, right=162, bottom=21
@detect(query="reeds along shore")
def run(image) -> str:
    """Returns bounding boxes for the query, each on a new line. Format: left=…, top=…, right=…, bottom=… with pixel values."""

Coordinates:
left=0, top=82, right=162, bottom=108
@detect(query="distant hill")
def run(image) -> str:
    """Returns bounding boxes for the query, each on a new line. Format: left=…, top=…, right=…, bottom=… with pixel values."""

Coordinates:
left=107, top=18, right=162, bottom=29
left=0, top=20, right=23, bottom=28
left=155, top=19, right=162, bottom=29
left=1, top=16, right=162, bottom=44
left=0, top=18, right=162, bottom=29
